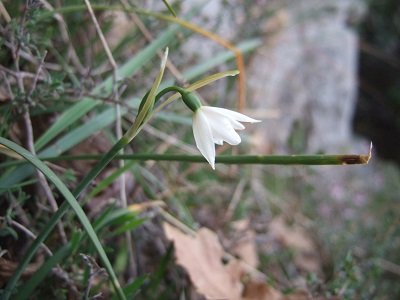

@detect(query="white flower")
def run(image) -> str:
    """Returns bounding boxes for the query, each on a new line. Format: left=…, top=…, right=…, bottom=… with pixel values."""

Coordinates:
left=192, top=106, right=261, bottom=169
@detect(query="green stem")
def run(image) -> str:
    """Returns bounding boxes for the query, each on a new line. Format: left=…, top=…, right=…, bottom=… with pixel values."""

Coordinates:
left=36, top=153, right=371, bottom=165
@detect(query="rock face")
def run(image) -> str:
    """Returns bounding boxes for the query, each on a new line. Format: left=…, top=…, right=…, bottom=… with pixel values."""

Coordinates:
left=247, top=0, right=365, bottom=154
left=178, top=1, right=380, bottom=224
left=181, top=0, right=366, bottom=155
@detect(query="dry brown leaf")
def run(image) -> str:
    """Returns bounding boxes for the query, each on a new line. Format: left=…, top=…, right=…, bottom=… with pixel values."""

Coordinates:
left=128, top=200, right=166, bottom=212
left=243, top=280, right=310, bottom=300
left=0, top=257, right=42, bottom=286
left=242, top=280, right=283, bottom=300
left=269, top=217, right=321, bottom=274
left=232, top=219, right=259, bottom=269
left=164, top=222, right=308, bottom=300
left=164, top=222, right=244, bottom=300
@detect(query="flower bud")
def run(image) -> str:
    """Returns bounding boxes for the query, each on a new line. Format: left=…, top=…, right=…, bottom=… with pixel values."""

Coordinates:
left=181, top=91, right=202, bottom=112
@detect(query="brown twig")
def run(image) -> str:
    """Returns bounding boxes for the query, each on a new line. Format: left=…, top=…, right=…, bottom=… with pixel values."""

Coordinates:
left=0, top=65, right=46, bottom=81
left=120, top=0, right=186, bottom=85
left=84, top=0, right=137, bottom=278
left=9, top=4, right=69, bottom=244
left=0, top=217, right=52, bottom=256
left=0, top=70, right=14, bottom=101
left=40, top=0, right=86, bottom=73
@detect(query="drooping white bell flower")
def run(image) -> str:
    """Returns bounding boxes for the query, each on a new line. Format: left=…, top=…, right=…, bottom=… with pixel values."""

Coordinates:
left=180, top=90, right=260, bottom=169
left=192, top=106, right=261, bottom=169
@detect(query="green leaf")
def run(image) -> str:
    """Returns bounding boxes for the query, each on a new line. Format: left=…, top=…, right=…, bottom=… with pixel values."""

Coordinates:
left=34, top=22, right=181, bottom=152
left=0, top=137, right=126, bottom=300
left=107, top=218, right=146, bottom=238
left=17, top=244, right=71, bottom=300
left=111, top=275, right=148, bottom=300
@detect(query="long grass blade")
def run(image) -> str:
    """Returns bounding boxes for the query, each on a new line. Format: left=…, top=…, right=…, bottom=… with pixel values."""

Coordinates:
left=34, top=21, right=180, bottom=152
left=0, top=137, right=126, bottom=300
left=0, top=38, right=259, bottom=190
left=17, top=244, right=71, bottom=300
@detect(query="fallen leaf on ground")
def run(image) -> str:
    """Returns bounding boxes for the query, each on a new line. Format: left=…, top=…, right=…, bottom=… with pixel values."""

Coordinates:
left=243, top=280, right=309, bottom=300
left=269, top=217, right=322, bottom=274
left=164, top=222, right=310, bottom=300
left=231, top=219, right=259, bottom=269
left=164, top=222, right=243, bottom=300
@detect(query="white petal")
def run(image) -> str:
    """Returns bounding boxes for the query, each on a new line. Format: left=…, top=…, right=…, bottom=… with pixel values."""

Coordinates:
left=213, top=139, right=224, bottom=145
left=192, top=109, right=216, bottom=169
left=230, top=119, right=245, bottom=130
left=201, top=106, right=261, bottom=123
left=207, top=116, right=242, bottom=145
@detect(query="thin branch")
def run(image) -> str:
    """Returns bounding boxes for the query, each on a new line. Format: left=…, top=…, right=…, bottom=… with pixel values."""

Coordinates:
left=22, top=109, right=68, bottom=244
left=12, top=32, right=68, bottom=244
left=0, top=1, right=11, bottom=23
left=84, top=0, right=136, bottom=278
left=0, top=71, right=14, bottom=101
left=0, top=217, right=52, bottom=256
left=40, top=0, right=86, bottom=73
left=15, top=0, right=31, bottom=57
left=0, top=65, right=46, bottom=81
left=120, top=0, right=186, bottom=85
left=224, top=178, right=247, bottom=220
left=26, top=50, right=47, bottom=100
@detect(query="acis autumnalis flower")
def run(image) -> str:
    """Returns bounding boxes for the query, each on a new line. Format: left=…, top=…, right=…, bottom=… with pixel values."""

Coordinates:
left=192, top=106, right=260, bottom=169
left=180, top=91, right=260, bottom=169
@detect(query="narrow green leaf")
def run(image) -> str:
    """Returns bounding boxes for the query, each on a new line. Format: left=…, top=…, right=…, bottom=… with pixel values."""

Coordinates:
left=93, top=208, right=137, bottom=233
left=34, top=23, right=180, bottom=152
left=0, top=137, right=126, bottom=300
left=0, top=39, right=259, bottom=191
left=17, top=244, right=71, bottom=300
left=162, top=0, right=177, bottom=17
left=111, top=275, right=148, bottom=300
left=82, top=160, right=137, bottom=205
left=107, top=218, right=146, bottom=238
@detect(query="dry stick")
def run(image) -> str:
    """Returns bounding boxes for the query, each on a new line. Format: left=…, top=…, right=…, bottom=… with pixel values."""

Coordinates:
left=0, top=217, right=53, bottom=257
left=0, top=65, right=45, bottom=80
left=0, top=70, right=13, bottom=100
left=224, top=178, right=247, bottom=221
left=0, top=66, right=33, bottom=229
left=119, top=0, right=212, bottom=110
left=120, top=0, right=186, bottom=84
left=25, top=51, right=68, bottom=244
left=116, top=3, right=224, bottom=175
left=10, top=7, right=68, bottom=244
left=41, top=0, right=85, bottom=73
left=83, top=0, right=122, bottom=201
left=377, top=258, right=400, bottom=277
left=0, top=1, right=11, bottom=23
left=26, top=50, right=48, bottom=100
left=119, top=0, right=202, bottom=182
left=9, top=192, right=30, bottom=228
left=15, top=0, right=30, bottom=56
left=84, top=0, right=136, bottom=278
left=139, top=9, right=246, bottom=111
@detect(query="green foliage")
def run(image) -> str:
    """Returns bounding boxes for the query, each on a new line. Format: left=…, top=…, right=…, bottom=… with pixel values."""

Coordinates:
left=0, top=1, right=259, bottom=298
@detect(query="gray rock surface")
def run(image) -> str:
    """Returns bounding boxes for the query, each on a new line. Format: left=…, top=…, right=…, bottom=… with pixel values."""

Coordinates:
left=247, top=0, right=365, bottom=154
left=180, top=0, right=366, bottom=155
